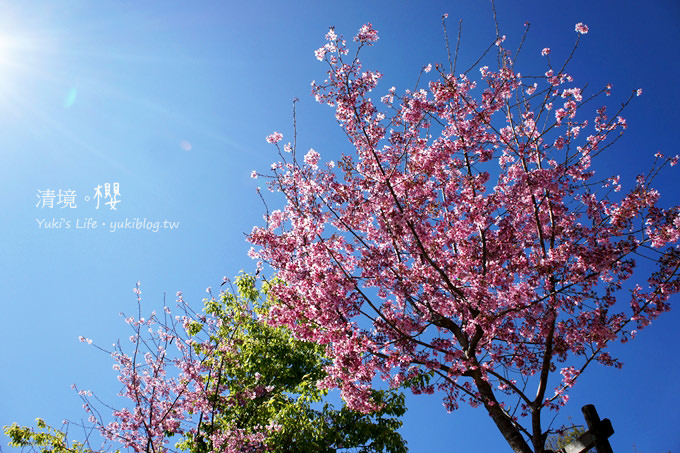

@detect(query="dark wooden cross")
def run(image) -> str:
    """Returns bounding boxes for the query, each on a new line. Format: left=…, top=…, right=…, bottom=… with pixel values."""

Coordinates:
left=562, top=404, right=614, bottom=453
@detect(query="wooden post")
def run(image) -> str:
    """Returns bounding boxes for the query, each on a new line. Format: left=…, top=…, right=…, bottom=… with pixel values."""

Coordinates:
left=560, top=404, right=614, bottom=453
left=581, top=404, right=613, bottom=453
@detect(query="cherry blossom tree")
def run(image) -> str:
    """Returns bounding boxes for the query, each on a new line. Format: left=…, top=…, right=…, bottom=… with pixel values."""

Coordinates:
left=5, top=274, right=407, bottom=453
left=248, top=19, right=679, bottom=453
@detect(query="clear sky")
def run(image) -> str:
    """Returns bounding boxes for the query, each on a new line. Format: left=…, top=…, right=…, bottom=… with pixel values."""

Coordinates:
left=1, top=1, right=678, bottom=452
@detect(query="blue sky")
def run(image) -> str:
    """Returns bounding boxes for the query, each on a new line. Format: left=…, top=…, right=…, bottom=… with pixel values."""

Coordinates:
left=1, top=1, right=678, bottom=452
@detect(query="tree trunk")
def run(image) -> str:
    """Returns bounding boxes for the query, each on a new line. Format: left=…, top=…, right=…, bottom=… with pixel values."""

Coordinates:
left=472, top=371, right=534, bottom=453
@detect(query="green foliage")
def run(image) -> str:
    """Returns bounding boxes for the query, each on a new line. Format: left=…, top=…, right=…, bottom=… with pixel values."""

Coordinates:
left=545, top=421, right=593, bottom=453
left=3, top=418, right=110, bottom=453
left=181, top=272, right=408, bottom=453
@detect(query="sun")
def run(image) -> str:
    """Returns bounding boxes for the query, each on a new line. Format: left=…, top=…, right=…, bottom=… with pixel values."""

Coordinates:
left=0, top=28, right=56, bottom=110
left=0, top=34, right=21, bottom=90
left=0, top=36, right=8, bottom=62
left=0, top=33, right=18, bottom=61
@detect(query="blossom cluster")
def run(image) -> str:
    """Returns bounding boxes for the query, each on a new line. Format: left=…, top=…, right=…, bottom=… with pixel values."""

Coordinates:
left=249, top=21, right=679, bottom=450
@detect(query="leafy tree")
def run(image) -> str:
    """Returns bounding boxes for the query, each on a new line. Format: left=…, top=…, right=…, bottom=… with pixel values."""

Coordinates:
left=5, top=418, right=99, bottom=453
left=248, top=17, right=679, bottom=453
left=544, top=421, right=589, bottom=453
left=5, top=274, right=407, bottom=453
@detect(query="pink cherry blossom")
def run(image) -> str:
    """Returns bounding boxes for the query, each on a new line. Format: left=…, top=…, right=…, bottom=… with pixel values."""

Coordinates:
left=575, top=22, right=589, bottom=34
left=355, top=23, right=378, bottom=44
left=266, top=131, right=283, bottom=144
left=303, top=148, right=320, bottom=167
